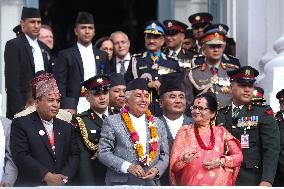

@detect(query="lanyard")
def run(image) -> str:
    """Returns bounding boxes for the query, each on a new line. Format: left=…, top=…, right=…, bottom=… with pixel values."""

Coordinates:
left=45, top=129, right=55, bottom=152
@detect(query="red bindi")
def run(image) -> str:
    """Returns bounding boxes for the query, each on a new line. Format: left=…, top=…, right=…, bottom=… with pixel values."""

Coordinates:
left=196, top=99, right=202, bottom=105
left=141, top=90, right=145, bottom=94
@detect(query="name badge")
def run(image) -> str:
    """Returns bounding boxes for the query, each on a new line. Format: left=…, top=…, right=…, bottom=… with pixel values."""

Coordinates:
left=90, top=130, right=96, bottom=134
left=241, top=134, right=249, bottom=148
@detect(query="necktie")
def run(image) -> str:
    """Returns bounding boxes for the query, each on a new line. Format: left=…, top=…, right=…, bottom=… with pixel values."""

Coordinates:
left=102, top=114, right=107, bottom=120
left=119, top=60, right=126, bottom=75
left=210, top=67, right=218, bottom=75
left=232, top=107, right=240, bottom=120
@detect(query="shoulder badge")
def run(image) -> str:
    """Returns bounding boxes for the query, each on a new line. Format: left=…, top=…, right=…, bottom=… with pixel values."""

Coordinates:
left=201, top=63, right=207, bottom=71
left=142, top=52, right=147, bottom=58
left=223, top=63, right=239, bottom=69
left=190, top=64, right=201, bottom=70
left=161, top=53, right=167, bottom=60
left=132, top=53, right=142, bottom=57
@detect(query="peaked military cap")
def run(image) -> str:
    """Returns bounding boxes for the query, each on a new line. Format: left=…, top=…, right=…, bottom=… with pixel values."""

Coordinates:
left=252, top=86, right=266, bottom=103
left=227, top=66, right=259, bottom=84
left=75, top=11, right=94, bottom=25
left=80, top=74, right=110, bottom=96
left=159, top=74, right=185, bottom=96
left=163, top=19, right=188, bottom=35
left=188, top=12, right=213, bottom=29
left=276, top=89, right=284, bottom=102
left=126, top=78, right=148, bottom=91
left=144, top=20, right=165, bottom=35
left=109, top=73, right=125, bottom=88
left=21, top=7, right=41, bottom=19
left=200, top=24, right=229, bottom=45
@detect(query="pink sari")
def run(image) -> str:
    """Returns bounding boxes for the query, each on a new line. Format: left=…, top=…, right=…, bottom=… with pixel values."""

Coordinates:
left=169, top=124, right=243, bottom=186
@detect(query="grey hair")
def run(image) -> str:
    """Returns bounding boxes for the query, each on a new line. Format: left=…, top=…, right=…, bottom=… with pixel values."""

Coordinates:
left=110, top=31, right=129, bottom=41
left=125, top=91, right=132, bottom=99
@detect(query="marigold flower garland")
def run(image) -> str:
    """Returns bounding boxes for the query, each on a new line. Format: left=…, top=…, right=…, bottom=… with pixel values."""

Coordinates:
left=121, top=107, right=159, bottom=166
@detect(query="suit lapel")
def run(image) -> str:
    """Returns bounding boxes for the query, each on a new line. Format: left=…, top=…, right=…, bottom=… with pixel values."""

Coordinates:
left=38, top=42, right=50, bottom=71
left=21, top=35, right=35, bottom=72
left=53, top=119, right=62, bottom=158
left=32, top=112, right=55, bottom=158
left=73, top=46, right=84, bottom=80
left=160, top=116, right=174, bottom=144
left=93, top=48, right=103, bottom=74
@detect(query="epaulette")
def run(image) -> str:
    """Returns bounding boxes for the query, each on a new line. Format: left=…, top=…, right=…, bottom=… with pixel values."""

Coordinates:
left=166, top=54, right=178, bottom=61
left=251, top=102, right=268, bottom=107
left=227, top=54, right=238, bottom=59
left=218, top=105, right=231, bottom=113
left=193, top=54, right=204, bottom=58
left=74, top=110, right=88, bottom=117
left=190, top=64, right=201, bottom=70
left=223, top=63, right=239, bottom=69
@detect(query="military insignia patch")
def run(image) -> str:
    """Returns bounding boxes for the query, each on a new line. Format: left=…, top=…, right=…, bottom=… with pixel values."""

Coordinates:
left=219, top=25, right=223, bottom=31
left=168, top=22, right=172, bottom=27
left=265, top=108, right=274, bottom=115
left=245, top=69, right=250, bottom=76
left=151, top=22, right=157, bottom=28
left=195, top=16, right=200, bottom=21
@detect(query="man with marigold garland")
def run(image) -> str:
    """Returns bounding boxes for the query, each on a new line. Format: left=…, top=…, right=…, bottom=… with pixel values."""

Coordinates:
left=98, top=78, right=169, bottom=185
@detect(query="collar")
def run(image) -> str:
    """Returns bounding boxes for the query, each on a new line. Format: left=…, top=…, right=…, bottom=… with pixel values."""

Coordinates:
left=41, top=118, right=54, bottom=125
left=129, top=112, right=146, bottom=120
left=207, top=61, right=220, bottom=69
left=148, top=51, right=161, bottom=58
left=232, top=103, right=244, bottom=110
left=25, top=34, right=38, bottom=46
left=169, top=47, right=181, bottom=56
left=116, top=53, right=131, bottom=64
left=163, top=115, right=184, bottom=123
left=92, top=107, right=109, bottom=119
left=77, top=42, right=93, bottom=50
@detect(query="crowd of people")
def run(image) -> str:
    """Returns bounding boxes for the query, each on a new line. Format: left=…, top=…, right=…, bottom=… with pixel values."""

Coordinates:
left=0, top=6, right=284, bottom=187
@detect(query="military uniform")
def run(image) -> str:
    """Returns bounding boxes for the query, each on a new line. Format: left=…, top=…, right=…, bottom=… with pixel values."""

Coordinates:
left=187, top=62, right=238, bottom=108
left=274, top=89, right=284, bottom=186
left=73, top=109, right=107, bottom=185
left=216, top=103, right=280, bottom=185
left=125, top=52, right=180, bottom=116
left=216, top=66, right=280, bottom=186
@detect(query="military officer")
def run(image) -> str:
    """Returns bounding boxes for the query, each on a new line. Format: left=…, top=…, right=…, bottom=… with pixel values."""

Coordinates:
left=186, top=24, right=239, bottom=110
left=216, top=66, right=280, bottom=186
left=182, top=29, right=198, bottom=53
left=109, top=73, right=126, bottom=115
left=124, top=21, right=181, bottom=116
left=72, top=75, right=110, bottom=185
left=274, top=89, right=284, bottom=186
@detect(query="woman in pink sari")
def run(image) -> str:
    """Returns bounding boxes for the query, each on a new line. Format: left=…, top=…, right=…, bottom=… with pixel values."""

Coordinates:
left=170, top=93, right=243, bottom=186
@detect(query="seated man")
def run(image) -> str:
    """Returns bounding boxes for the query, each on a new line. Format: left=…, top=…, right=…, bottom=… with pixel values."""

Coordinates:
left=98, top=78, right=169, bottom=185
left=109, top=73, right=126, bottom=114
left=10, top=72, right=79, bottom=186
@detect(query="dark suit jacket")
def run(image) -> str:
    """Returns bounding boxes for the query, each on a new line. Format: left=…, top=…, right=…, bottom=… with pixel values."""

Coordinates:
left=159, top=114, right=192, bottom=186
left=10, top=112, right=80, bottom=186
left=54, top=45, right=110, bottom=109
left=4, top=34, right=51, bottom=119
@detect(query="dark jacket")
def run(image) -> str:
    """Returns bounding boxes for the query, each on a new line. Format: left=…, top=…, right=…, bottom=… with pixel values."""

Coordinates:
left=54, top=45, right=110, bottom=109
left=10, top=112, right=80, bottom=186
left=4, top=34, right=51, bottom=119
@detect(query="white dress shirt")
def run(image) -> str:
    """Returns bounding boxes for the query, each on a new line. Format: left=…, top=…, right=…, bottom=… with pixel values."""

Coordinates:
left=116, top=53, right=131, bottom=73
left=26, top=34, right=44, bottom=73
left=77, top=42, right=96, bottom=81
left=120, top=113, right=147, bottom=173
left=164, top=115, right=184, bottom=139
left=94, top=108, right=109, bottom=119
left=169, top=47, right=181, bottom=57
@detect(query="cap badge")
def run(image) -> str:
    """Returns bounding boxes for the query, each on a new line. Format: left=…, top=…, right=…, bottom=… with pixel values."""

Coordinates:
left=151, top=22, right=157, bottom=29
left=245, top=70, right=250, bottom=76
left=195, top=16, right=200, bottom=21
left=81, top=86, right=86, bottom=94
left=219, top=25, right=223, bottom=32
left=168, top=22, right=172, bottom=28
left=214, top=33, right=220, bottom=37
left=97, top=78, right=103, bottom=83
left=253, top=89, right=258, bottom=96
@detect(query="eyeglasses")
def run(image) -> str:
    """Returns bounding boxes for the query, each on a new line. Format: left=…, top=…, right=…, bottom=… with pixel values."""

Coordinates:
left=190, top=105, right=209, bottom=112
